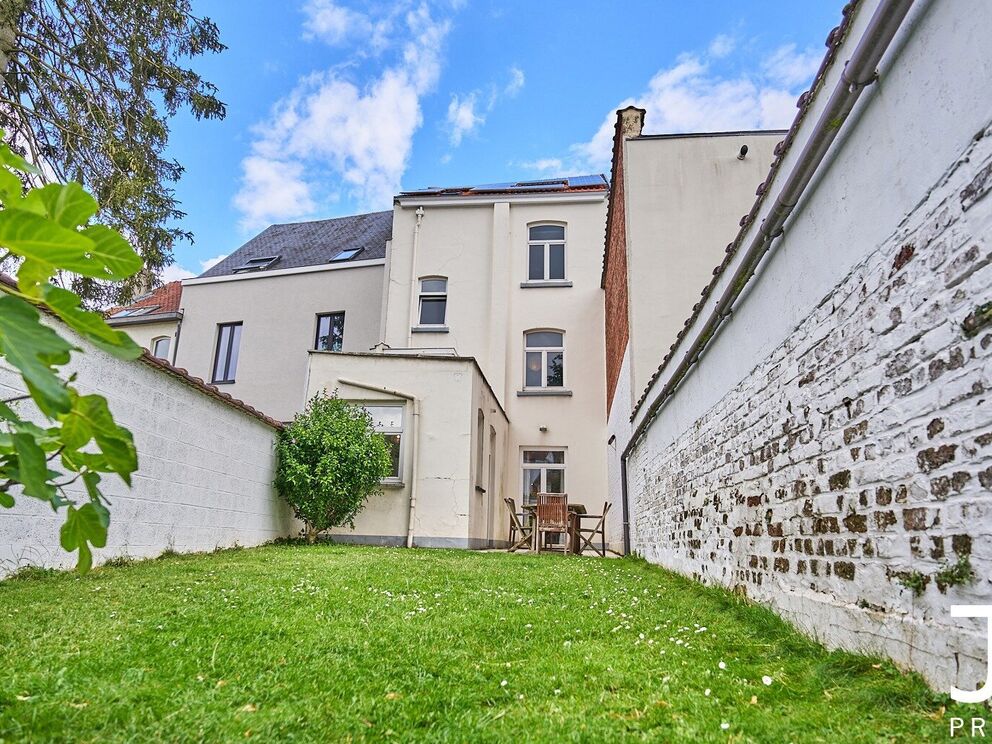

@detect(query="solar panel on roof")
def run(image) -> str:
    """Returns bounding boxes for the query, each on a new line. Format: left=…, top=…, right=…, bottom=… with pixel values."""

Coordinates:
left=566, top=175, right=606, bottom=187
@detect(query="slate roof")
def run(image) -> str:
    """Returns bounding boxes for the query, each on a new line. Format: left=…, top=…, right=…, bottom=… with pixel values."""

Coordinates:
left=397, top=174, right=608, bottom=199
left=199, top=210, right=392, bottom=279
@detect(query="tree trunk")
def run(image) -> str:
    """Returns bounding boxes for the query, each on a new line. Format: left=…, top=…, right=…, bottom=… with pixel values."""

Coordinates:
left=306, top=524, right=317, bottom=545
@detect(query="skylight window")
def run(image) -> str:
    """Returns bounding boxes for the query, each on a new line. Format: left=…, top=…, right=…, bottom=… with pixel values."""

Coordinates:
left=110, top=305, right=160, bottom=318
left=331, top=248, right=363, bottom=262
left=232, top=255, right=280, bottom=273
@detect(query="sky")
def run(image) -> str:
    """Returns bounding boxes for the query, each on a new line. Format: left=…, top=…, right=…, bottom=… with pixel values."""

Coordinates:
left=161, top=0, right=847, bottom=281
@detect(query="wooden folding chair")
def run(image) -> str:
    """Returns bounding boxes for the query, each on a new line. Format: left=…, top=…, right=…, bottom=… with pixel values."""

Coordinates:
left=572, top=501, right=611, bottom=557
left=504, top=497, right=533, bottom=552
left=535, top=492, right=569, bottom=555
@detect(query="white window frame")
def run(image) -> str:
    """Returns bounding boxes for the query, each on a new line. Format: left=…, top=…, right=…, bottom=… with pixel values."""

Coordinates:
left=151, top=335, right=171, bottom=360
left=526, top=223, right=567, bottom=282
left=362, top=404, right=405, bottom=483
left=417, top=276, right=448, bottom=327
left=523, top=329, right=565, bottom=389
left=520, top=448, right=566, bottom=507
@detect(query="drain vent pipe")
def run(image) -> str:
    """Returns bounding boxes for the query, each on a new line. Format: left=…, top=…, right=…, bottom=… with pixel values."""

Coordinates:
left=620, top=0, right=916, bottom=552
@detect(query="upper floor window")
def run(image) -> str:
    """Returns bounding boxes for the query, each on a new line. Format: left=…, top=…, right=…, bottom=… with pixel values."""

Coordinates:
left=315, top=312, right=345, bottom=351
left=524, top=330, right=564, bottom=388
left=418, top=277, right=447, bottom=326
left=212, top=322, right=242, bottom=384
left=151, top=336, right=171, bottom=360
left=331, top=247, right=363, bottom=262
left=528, top=224, right=566, bottom=282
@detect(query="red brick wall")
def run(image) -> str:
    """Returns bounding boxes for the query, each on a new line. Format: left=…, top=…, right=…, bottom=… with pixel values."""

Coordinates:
left=604, top=134, right=629, bottom=415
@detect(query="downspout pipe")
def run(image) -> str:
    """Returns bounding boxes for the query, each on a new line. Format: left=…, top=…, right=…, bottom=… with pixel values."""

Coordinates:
left=619, top=0, right=915, bottom=548
left=337, top=378, right=421, bottom=549
left=406, top=206, right=425, bottom=346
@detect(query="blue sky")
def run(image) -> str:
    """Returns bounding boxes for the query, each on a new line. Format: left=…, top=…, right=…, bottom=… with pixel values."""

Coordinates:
left=161, top=0, right=846, bottom=280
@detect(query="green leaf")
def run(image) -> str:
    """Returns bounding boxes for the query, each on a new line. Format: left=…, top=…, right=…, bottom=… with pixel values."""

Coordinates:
left=60, top=503, right=109, bottom=573
left=0, top=294, right=73, bottom=415
left=82, top=471, right=102, bottom=502
left=77, top=224, right=144, bottom=280
left=11, top=432, right=55, bottom=502
left=60, top=394, right=137, bottom=481
left=0, top=166, right=21, bottom=205
left=0, top=141, right=40, bottom=175
left=15, top=257, right=55, bottom=298
left=21, top=182, right=98, bottom=229
left=0, top=208, right=92, bottom=263
left=0, top=490, right=13, bottom=508
left=42, top=286, right=142, bottom=359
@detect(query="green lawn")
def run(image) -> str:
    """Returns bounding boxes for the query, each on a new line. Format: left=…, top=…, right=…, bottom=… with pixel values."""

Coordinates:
left=0, top=544, right=962, bottom=742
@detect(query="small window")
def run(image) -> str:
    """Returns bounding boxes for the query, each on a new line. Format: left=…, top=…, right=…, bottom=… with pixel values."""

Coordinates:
left=521, top=449, right=565, bottom=506
left=151, top=336, right=171, bottom=360
left=418, top=277, right=447, bottom=326
left=232, top=256, right=279, bottom=273
left=315, top=312, right=345, bottom=351
left=364, top=405, right=404, bottom=480
left=212, top=322, right=243, bottom=384
left=331, top=248, right=364, bottom=262
left=524, top=330, right=564, bottom=388
left=527, top=224, right=566, bottom=281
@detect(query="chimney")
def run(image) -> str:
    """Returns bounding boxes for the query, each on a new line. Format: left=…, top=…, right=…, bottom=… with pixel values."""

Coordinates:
left=617, top=106, right=646, bottom=139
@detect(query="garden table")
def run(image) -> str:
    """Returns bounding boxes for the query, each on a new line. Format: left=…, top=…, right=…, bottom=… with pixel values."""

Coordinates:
left=523, top=502, right=586, bottom=553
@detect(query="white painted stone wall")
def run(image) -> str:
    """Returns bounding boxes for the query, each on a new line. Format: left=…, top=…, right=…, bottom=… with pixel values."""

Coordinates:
left=0, top=321, right=293, bottom=576
left=605, top=346, right=632, bottom=553
left=626, top=0, right=992, bottom=692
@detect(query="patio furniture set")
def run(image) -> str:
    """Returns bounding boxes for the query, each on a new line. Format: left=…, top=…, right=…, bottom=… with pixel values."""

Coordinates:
left=503, top=493, right=611, bottom=556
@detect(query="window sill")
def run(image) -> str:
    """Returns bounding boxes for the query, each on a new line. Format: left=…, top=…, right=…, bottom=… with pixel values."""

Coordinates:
left=517, top=389, right=573, bottom=397
left=211, top=380, right=236, bottom=385
left=381, top=480, right=406, bottom=489
left=411, top=326, right=449, bottom=333
left=520, top=280, right=572, bottom=288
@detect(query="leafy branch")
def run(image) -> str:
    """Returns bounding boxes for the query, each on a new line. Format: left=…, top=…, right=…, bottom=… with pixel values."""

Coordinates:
left=0, top=134, right=142, bottom=571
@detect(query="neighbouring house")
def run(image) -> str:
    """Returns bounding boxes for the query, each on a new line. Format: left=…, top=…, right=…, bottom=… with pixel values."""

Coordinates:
left=602, top=109, right=783, bottom=550
left=172, top=211, right=391, bottom=422
left=106, top=280, right=183, bottom=363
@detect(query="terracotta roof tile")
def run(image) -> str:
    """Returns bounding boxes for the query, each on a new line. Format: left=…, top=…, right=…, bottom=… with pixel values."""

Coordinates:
left=107, top=281, right=182, bottom=317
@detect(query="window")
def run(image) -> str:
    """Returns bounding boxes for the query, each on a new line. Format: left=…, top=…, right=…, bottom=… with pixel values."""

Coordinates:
left=475, top=409, right=485, bottom=489
left=331, top=247, right=363, bottom=262
left=315, top=312, right=345, bottom=351
left=524, top=331, right=564, bottom=388
left=151, top=336, right=171, bottom=360
left=418, top=277, right=447, bottom=326
left=527, top=224, right=566, bottom=281
left=212, top=322, right=242, bottom=383
left=364, top=405, right=404, bottom=480
left=232, top=255, right=279, bottom=273
left=521, top=449, right=565, bottom=506
left=110, top=305, right=160, bottom=319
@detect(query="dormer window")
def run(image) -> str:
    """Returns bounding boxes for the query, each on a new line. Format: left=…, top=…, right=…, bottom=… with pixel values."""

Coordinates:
left=232, top=255, right=280, bottom=273
left=331, top=247, right=363, bottom=262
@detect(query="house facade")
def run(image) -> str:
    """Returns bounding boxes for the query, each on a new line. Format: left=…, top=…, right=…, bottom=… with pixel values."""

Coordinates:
left=106, top=280, right=183, bottom=363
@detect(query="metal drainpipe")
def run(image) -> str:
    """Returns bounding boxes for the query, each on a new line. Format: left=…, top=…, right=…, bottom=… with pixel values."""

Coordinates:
left=620, top=454, right=631, bottom=555
left=619, top=0, right=915, bottom=551
left=337, top=378, right=420, bottom=548
left=406, top=206, right=425, bottom=346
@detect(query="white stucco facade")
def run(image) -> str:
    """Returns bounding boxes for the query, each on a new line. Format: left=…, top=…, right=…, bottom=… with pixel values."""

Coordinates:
left=175, top=261, right=386, bottom=421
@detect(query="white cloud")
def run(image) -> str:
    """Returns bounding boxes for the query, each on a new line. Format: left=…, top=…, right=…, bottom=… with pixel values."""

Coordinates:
left=160, top=253, right=230, bottom=283
left=567, top=41, right=819, bottom=171
left=234, top=2, right=452, bottom=228
left=762, top=43, right=821, bottom=88
left=302, top=0, right=368, bottom=45
left=708, top=34, right=735, bottom=58
left=447, top=93, right=483, bottom=146
left=505, top=66, right=525, bottom=97
left=520, top=157, right=562, bottom=173
left=444, top=65, right=525, bottom=151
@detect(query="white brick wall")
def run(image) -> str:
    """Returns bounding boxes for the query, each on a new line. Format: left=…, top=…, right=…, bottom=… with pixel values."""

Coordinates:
left=0, top=320, right=293, bottom=575
left=627, top=121, right=992, bottom=691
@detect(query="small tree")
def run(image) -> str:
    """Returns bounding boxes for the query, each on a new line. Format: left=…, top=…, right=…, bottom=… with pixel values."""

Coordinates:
left=275, top=392, right=392, bottom=543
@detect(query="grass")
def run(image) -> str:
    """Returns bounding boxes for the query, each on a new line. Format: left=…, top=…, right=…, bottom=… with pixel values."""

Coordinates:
left=0, top=544, right=964, bottom=742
